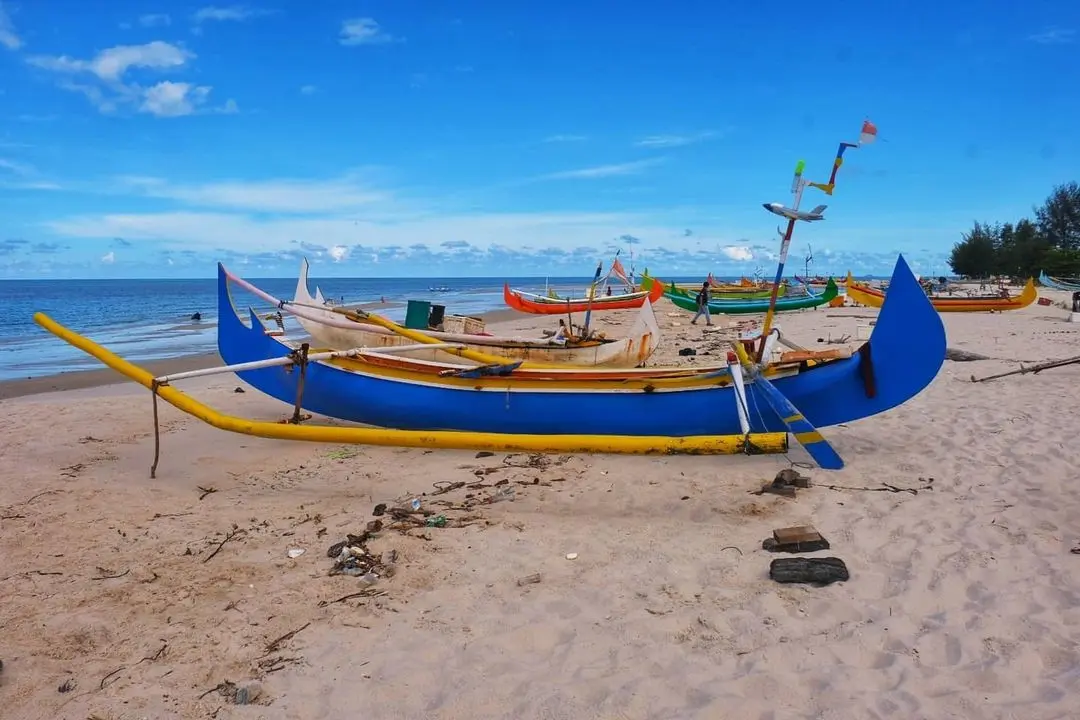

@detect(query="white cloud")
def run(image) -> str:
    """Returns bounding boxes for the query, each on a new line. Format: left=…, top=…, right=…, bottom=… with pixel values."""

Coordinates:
left=193, top=5, right=270, bottom=23
left=300, top=84, right=318, bottom=95
left=340, top=18, right=395, bottom=46
left=329, top=245, right=349, bottom=262
left=0, top=0, right=22, bottom=51
left=25, top=42, right=233, bottom=117
left=101, top=251, right=115, bottom=264
left=140, top=81, right=211, bottom=117
left=46, top=209, right=685, bottom=257
left=0, top=157, right=34, bottom=175
left=634, top=131, right=718, bottom=148
left=27, top=41, right=194, bottom=81
left=540, top=159, right=662, bottom=180
left=719, top=245, right=754, bottom=262
left=117, top=175, right=392, bottom=213
left=1028, top=28, right=1075, bottom=45
left=138, top=13, right=172, bottom=28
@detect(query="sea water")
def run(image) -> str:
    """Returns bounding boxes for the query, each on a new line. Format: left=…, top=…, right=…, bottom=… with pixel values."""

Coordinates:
left=0, top=275, right=669, bottom=381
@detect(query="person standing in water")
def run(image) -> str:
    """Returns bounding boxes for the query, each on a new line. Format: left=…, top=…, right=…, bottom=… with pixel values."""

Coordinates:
left=690, top=281, right=712, bottom=326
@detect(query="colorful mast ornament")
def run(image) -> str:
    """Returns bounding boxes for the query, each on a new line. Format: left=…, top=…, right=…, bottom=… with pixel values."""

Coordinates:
left=756, top=119, right=878, bottom=362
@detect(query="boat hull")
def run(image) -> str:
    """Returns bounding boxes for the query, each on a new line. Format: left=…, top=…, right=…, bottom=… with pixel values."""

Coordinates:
left=218, top=256, right=946, bottom=436
left=1039, top=271, right=1080, bottom=292
left=644, top=276, right=838, bottom=315
left=293, top=260, right=661, bottom=368
left=847, top=274, right=1038, bottom=312
left=504, top=281, right=664, bottom=314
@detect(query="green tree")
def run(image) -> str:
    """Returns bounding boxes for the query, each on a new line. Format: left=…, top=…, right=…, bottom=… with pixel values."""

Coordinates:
left=1043, top=247, right=1080, bottom=278
left=1036, top=182, right=1080, bottom=251
left=948, top=221, right=999, bottom=277
left=948, top=181, right=1080, bottom=280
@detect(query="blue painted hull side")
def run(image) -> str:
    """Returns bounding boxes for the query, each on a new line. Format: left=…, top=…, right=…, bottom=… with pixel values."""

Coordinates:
left=1040, top=271, right=1080, bottom=292
left=217, top=255, right=945, bottom=436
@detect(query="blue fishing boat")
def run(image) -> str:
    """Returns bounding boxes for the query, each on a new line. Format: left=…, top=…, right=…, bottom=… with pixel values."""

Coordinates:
left=1039, top=271, right=1080, bottom=292
left=217, top=255, right=946, bottom=438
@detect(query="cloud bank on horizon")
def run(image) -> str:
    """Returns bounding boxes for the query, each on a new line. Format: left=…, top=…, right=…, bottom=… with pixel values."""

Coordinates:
left=0, top=1, right=1077, bottom=278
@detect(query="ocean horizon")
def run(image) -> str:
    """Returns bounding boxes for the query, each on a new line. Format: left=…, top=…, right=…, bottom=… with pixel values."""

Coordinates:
left=1, top=272, right=884, bottom=382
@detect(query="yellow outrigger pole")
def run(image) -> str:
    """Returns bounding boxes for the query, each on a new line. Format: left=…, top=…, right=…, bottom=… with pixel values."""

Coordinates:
left=32, top=312, right=787, bottom=478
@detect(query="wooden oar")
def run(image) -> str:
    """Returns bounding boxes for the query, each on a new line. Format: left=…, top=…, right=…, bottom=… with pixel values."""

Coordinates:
left=731, top=340, right=845, bottom=470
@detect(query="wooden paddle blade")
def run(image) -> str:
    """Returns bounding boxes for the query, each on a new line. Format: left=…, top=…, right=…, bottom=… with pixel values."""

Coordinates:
left=752, top=374, right=845, bottom=470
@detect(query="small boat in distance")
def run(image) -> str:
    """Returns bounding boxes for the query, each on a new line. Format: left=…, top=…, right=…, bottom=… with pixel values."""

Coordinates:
left=846, top=272, right=1038, bottom=313
left=504, top=281, right=664, bottom=315
left=642, top=276, right=838, bottom=315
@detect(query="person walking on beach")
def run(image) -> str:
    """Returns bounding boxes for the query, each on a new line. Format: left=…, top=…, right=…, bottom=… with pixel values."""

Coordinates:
left=690, top=281, right=712, bottom=326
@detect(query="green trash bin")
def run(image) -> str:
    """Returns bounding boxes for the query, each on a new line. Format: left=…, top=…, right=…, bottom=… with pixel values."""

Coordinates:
left=404, top=299, right=432, bottom=329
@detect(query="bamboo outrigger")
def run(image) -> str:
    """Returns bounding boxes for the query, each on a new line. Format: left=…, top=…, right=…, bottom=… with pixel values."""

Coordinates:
left=32, top=312, right=788, bottom=478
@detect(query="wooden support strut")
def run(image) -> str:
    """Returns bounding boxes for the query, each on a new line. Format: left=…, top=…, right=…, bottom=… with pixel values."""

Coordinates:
left=858, top=342, right=877, bottom=398
left=150, top=380, right=162, bottom=479
left=290, top=342, right=310, bottom=424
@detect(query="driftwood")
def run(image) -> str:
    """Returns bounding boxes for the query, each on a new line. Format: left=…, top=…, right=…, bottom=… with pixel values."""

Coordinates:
left=770, top=557, right=849, bottom=586
left=971, top=354, right=1080, bottom=383
left=946, top=347, right=991, bottom=362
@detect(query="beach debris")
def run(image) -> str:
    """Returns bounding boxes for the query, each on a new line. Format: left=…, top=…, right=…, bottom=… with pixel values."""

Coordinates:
left=945, top=347, right=991, bottom=362
left=287, top=548, right=306, bottom=559
left=970, top=354, right=1080, bottom=383
left=755, top=467, right=812, bottom=498
left=769, top=557, right=849, bottom=586
left=425, top=515, right=448, bottom=527
left=763, top=525, right=831, bottom=553
left=91, top=567, right=131, bottom=580
left=432, top=481, right=467, bottom=495
left=264, top=622, right=311, bottom=655
left=475, top=451, right=495, bottom=458
left=327, top=528, right=387, bottom=581
left=678, top=347, right=697, bottom=356
left=78, top=435, right=104, bottom=444
left=410, top=498, right=422, bottom=511
left=203, top=527, right=245, bottom=563
left=565, top=552, right=579, bottom=560
left=233, top=681, right=263, bottom=705
left=372, top=503, right=388, bottom=516
left=58, top=678, right=76, bottom=693
left=197, top=485, right=218, bottom=501
left=823, top=477, right=933, bottom=495
left=234, top=386, right=245, bottom=393
left=502, top=452, right=561, bottom=470
left=517, top=573, right=542, bottom=586
left=1071, top=547, right=1080, bottom=555
left=487, top=486, right=515, bottom=504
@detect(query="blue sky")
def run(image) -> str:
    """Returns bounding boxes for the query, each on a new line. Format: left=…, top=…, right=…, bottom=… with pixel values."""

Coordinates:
left=0, top=1, right=1078, bottom=279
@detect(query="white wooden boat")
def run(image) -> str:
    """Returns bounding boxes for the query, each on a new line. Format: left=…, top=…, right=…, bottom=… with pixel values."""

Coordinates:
left=290, top=259, right=663, bottom=368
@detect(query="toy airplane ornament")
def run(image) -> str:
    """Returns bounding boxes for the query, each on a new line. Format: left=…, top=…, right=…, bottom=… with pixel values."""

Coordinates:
left=763, top=202, right=827, bottom=222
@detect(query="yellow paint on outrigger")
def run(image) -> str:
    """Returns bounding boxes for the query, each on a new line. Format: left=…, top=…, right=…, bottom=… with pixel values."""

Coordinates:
left=32, top=312, right=788, bottom=458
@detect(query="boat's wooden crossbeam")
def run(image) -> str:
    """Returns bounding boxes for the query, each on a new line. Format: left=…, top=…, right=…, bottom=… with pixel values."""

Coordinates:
left=153, top=347, right=367, bottom=384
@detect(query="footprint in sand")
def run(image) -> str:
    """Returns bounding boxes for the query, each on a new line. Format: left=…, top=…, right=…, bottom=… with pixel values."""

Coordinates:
left=914, top=632, right=963, bottom=667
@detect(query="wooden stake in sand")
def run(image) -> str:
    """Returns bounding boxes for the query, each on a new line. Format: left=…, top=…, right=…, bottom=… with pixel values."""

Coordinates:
left=970, top=354, right=1080, bottom=383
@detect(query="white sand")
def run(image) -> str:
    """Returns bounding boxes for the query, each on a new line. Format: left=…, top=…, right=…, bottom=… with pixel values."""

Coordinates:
left=2, top=288, right=1079, bottom=719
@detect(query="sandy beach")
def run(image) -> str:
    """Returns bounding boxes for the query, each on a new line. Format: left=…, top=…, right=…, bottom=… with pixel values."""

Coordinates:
left=2, top=287, right=1080, bottom=720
